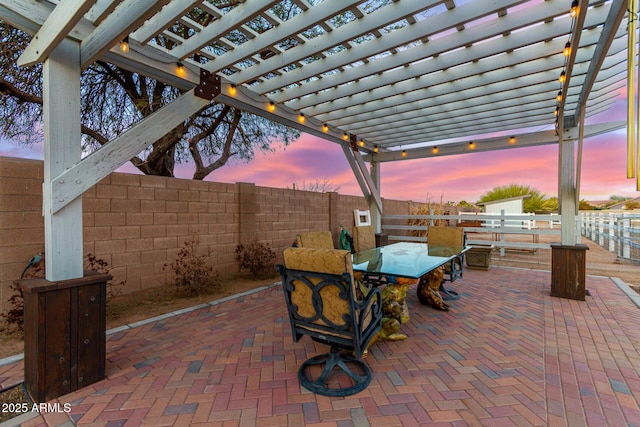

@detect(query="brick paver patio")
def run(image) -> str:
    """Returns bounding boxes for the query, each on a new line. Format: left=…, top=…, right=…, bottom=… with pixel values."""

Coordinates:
left=2, top=266, right=640, bottom=426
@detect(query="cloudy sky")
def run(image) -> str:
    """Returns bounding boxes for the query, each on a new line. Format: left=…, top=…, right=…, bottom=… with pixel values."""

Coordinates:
left=1, top=92, right=638, bottom=204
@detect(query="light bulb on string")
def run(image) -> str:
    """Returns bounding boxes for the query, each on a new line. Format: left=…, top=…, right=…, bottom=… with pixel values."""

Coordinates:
left=120, top=37, right=129, bottom=53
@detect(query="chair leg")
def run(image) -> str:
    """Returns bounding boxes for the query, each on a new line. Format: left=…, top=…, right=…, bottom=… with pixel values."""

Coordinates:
left=298, top=346, right=372, bottom=397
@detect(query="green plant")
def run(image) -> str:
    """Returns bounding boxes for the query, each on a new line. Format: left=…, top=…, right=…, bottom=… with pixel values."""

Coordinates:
left=163, top=234, right=220, bottom=297
left=235, top=239, right=277, bottom=280
left=477, top=184, right=548, bottom=213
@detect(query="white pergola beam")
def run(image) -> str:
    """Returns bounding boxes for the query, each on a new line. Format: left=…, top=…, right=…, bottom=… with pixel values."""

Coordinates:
left=291, top=6, right=613, bottom=112
left=17, top=0, right=96, bottom=67
left=230, top=0, right=441, bottom=88
left=213, top=81, right=355, bottom=149
left=341, top=146, right=383, bottom=215
left=51, top=88, right=212, bottom=213
left=264, top=0, right=533, bottom=98
left=573, top=0, right=628, bottom=120
left=171, top=1, right=278, bottom=60
left=201, top=0, right=362, bottom=72
left=342, top=145, right=373, bottom=206
left=81, top=0, right=171, bottom=68
left=366, top=122, right=626, bottom=163
left=354, top=71, right=625, bottom=147
left=307, top=31, right=620, bottom=124
left=131, top=0, right=201, bottom=44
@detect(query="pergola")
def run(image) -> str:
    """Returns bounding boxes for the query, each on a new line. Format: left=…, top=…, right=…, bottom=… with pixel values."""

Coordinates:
left=0, top=0, right=633, bottom=284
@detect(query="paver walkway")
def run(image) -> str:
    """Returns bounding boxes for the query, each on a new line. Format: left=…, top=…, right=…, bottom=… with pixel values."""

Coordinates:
left=2, top=266, right=640, bottom=426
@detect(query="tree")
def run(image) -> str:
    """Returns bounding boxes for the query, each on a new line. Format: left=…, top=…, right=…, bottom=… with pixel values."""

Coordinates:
left=542, top=197, right=558, bottom=212
left=477, top=184, right=547, bottom=213
left=609, top=195, right=630, bottom=202
left=0, top=11, right=300, bottom=180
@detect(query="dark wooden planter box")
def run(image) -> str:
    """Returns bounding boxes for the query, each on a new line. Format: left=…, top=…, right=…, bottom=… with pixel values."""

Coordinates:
left=550, top=243, right=589, bottom=301
left=18, top=272, right=111, bottom=403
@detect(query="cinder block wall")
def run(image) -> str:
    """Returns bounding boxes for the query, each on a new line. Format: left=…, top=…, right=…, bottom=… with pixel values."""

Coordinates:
left=0, top=157, right=413, bottom=312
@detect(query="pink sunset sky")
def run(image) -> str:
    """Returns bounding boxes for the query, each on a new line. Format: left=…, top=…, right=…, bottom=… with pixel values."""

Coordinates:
left=1, top=93, right=638, bottom=204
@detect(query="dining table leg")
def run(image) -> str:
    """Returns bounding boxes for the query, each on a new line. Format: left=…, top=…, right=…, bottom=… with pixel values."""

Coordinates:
left=376, top=276, right=419, bottom=341
left=417, top=266, right=450, bottom=311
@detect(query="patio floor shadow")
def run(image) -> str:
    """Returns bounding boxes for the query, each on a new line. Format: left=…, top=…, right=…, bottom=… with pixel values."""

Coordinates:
left=2, top=266, right=640, bottom=426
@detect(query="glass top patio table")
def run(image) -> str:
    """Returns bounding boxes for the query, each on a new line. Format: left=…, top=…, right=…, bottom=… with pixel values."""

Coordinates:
left=352, top=242, right=458, bottom=279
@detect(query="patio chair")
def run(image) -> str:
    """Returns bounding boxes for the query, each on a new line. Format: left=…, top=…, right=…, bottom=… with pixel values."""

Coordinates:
left=277, top=247, right=382, bottom=397
left=295, top=231, right=334, bottom=249
left=427, top=226, right=466, bottom=285
left=352, top=225, right=391, bottom=287
left=352, top=225, right=376, bottom=253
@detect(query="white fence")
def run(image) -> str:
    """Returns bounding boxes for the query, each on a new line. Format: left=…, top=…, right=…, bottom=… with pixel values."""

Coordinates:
left=381, top=212, right=562, bottom=256
left=580, top=212, right=640, bottom=263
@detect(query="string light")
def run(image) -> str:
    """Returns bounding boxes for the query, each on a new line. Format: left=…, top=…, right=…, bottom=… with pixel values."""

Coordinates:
left=373, top=145, right=379, bottom=153
left=359, top=139, right=365, bottom=147
left=298, top=113, right=305, bottom=123
left=563, top=41, right=571, bottom=57
left=229, top=84, right=237, bottom=95
left=559, top=71, right=566, bottom=83
left=432, top=146, right=439, bottom=154
left=509, top=136, right=516, bottom=144
left=267, top=101, right=275, bottom=112
left=343, top=132, right=349, bottom=141
left=401, top=150, right=407, bottom=157
left=556, top=91, right=563, bottom=102
left=322, top=124, right=329, bottom=132
left=176, top=62, right=185, bottom=76
left=469, top=141, right=475, bottom=150
left=569, top=0, right=579, bottom=18
left=119, top=37, right=129, bottom=53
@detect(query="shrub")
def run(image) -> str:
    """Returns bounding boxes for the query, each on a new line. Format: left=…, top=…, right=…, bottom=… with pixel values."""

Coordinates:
left=408, top=193, right=450, bottom=240
left=85, top=253, right=126, bottom=300
left=235, top=239, right=277, bottom=280
left=0, top=282, right=26, bottom=333
left=0, top=253, right=125, bottom=334
left=163, top=234, right=220, bottom=297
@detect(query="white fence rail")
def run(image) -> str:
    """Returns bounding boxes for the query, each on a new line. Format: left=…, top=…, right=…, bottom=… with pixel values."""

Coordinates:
left=580, top=212, right=640, bottom=263
left=382, top=212, right=562, bottom=256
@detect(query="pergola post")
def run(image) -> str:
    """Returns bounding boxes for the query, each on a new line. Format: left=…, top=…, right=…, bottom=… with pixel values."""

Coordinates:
left=558, top=132, right=576, bottom=246
left=369, top=160, right=382, bottom=234
left=551, top=125, right=588, bottom=300
left=42, top=38, right=83, bottom=281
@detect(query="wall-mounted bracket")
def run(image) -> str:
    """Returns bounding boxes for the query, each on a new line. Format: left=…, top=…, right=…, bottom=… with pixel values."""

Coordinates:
left=195, top=69, right=220, bottom=100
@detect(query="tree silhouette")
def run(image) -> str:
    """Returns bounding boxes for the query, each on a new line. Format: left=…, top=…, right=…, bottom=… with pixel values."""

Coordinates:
left=0, top=12, right=299, bottom=180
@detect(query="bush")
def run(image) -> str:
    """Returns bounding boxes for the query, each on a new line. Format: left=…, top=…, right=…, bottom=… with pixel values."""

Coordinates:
left=163, top=234, right=220, bottom=297
left=85, top=253, right=126, bottom=300
left=235, top=239, right=277, bottom=280
left=0, top=253, right=125, bottom=334
left=0, top=282, right=25, bottom=333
